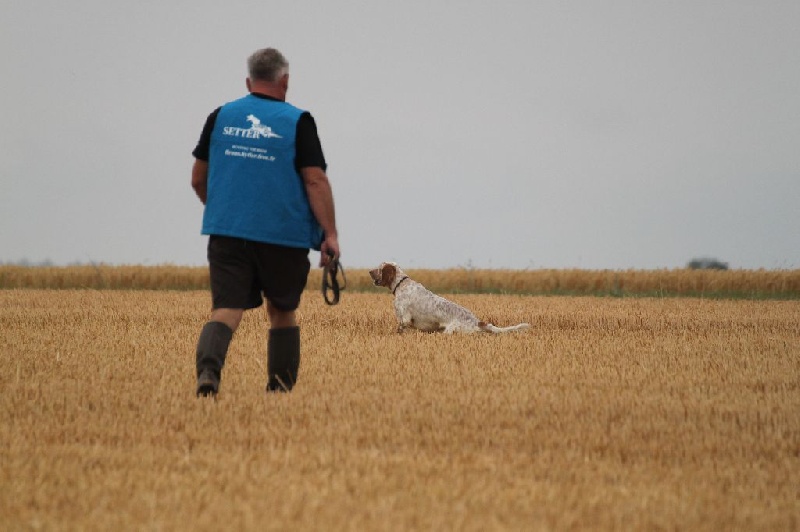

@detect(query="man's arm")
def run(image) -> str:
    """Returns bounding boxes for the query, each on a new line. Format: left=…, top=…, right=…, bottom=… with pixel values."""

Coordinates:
left=190, top=107, right=219, bottom=205
left=300, top=166, right=339, bottom=265
left=191, top=159, right=209, bottom=204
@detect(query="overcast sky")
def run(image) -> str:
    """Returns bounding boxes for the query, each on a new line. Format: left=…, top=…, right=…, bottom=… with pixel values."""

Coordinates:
left=2, top=1, right=798, bottom=270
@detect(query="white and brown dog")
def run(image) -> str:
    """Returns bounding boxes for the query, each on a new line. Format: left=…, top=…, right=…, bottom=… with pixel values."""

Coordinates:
left=369, top=262, right=530, bottom=334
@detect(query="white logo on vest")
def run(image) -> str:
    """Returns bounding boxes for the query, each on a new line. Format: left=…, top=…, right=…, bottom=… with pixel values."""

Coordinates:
left=222, top=114, right=283, bottom=139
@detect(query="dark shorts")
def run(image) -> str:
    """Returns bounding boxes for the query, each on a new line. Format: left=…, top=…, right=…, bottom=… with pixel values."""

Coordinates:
left=207, top=235, right=310, bottom=311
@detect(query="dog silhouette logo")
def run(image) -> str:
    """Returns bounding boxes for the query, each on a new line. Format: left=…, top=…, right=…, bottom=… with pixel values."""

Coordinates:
left=245, top=115, right=282, bottom=139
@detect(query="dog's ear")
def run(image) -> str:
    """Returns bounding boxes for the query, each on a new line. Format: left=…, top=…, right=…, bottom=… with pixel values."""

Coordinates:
left=380, top=263, right=396, bottom=287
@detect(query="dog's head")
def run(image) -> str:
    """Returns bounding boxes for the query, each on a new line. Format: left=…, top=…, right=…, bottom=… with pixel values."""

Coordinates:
left=369, top=261, right=403, bottom=289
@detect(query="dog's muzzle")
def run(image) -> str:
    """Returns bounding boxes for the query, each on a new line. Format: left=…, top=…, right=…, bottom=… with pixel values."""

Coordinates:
left=369, top=269, right=381, bottom=285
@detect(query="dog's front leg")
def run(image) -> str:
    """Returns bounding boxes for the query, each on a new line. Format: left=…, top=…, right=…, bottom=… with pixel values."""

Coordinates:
left=394, top=302, right=412, bottom=333
left=396, top=314, right=413, bottom=333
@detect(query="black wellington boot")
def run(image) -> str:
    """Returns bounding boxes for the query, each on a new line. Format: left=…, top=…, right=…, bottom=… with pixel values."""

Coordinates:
left=195, top=321, right=233, bottom=396
left=266, top=326, right=300, bottom=392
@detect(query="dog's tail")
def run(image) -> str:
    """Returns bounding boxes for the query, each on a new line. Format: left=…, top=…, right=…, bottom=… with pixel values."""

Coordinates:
left=479, top=321, right=530, bottom=334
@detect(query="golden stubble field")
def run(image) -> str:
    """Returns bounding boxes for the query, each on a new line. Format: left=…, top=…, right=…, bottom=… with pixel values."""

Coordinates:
left=1, top=289, right=799, bottom=531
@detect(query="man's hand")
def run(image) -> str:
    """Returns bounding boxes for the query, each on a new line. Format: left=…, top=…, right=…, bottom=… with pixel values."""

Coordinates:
left=320, top=234, right=340, bottom=267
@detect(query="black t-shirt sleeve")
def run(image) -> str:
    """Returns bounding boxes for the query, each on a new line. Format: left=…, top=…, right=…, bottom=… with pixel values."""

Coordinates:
left=295, top=112, right=327, bottom=171
left=192, top=107, right=221, bottom=161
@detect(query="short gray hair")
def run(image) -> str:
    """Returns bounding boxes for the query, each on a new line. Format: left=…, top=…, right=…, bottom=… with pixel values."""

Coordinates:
left=247, top=48, right=289, bottom=82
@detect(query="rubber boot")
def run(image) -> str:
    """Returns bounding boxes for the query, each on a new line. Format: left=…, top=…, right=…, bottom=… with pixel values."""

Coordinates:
left=195, top=321, right=233, bottom=396
left=266, top=326, right=300, bottom=392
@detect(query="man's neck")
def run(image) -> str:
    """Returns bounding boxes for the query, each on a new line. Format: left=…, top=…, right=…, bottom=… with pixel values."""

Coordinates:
left=246, top=78, right=286, bottom=101
left=251, top=92, right=281, bottom=101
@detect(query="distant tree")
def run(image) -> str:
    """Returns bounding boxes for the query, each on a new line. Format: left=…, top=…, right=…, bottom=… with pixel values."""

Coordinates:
left=687, top=258, right=729, bottom=270
left=2, top=258, right=55, bottom=267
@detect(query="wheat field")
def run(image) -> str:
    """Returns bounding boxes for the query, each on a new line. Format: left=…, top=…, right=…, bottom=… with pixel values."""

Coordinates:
left=2, top=288, right=799, bottom=530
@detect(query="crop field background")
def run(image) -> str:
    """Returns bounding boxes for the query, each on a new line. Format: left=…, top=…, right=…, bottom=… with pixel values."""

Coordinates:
left=1, top=264, right=799, bottom=298
left=2, top=278, right=799, bottom=529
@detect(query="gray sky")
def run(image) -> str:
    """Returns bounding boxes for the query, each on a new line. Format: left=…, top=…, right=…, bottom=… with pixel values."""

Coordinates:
left=2, top=1, right=798, bottom=269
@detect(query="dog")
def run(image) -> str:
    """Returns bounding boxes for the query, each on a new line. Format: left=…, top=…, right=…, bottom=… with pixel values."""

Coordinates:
left=369, top=262, right=530, bottom=334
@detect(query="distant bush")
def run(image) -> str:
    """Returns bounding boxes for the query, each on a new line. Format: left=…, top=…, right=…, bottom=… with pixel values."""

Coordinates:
left=687, top=258, right=729, bottom=270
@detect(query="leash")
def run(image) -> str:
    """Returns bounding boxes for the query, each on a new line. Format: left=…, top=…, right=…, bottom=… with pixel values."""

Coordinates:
left=322, top=251, right=346, bottom=305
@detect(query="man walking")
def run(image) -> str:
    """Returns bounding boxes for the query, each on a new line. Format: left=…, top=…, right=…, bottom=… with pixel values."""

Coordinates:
left=191, top=48, right=339, bottom=396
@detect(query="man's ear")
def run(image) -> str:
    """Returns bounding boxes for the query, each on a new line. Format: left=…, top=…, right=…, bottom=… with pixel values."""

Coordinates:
left=246, top=77, right=252, bottom=92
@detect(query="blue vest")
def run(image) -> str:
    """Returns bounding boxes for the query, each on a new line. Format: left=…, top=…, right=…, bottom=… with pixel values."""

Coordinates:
left=202, top=94, right=323, bottom=250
